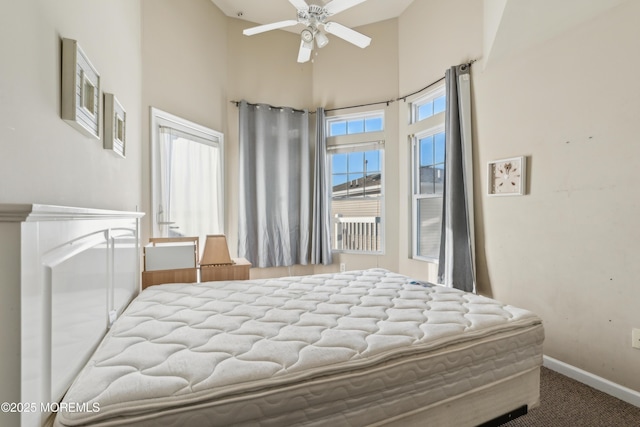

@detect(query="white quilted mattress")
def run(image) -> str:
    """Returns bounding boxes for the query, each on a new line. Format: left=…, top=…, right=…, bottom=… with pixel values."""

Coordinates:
left=54, top=269, right=543, bottom=426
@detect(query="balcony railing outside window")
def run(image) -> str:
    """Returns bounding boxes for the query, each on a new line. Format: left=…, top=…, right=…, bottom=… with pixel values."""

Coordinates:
left=333, top=215, right=381, bottom=252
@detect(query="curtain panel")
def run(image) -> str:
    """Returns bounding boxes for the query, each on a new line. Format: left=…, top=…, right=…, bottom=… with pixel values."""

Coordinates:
left=157, top=127, right=223, bottom=239
left=238, top=101, right=311, bottom=268
left=437, top=64, right=476, bottom=292
left=310, top=107, right=333, bottom=265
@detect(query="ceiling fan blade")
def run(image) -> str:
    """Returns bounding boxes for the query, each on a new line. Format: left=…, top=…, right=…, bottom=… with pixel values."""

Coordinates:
left=243, top=20, right=299, bottom=36
left=323, top=22, right=371, bottom=48
left=324, top=0, right=367, bottom=15
left=297, top=39, right=313, bottom=63
left=289, top=0, right=309, bottom=11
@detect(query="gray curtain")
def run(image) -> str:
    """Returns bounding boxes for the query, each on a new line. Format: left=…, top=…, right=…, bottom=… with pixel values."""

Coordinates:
left=437, top=64, right=476, bottom=292
left=310, top=107, right=333, bottom=265
left=238, top=100, right=311, bottom=268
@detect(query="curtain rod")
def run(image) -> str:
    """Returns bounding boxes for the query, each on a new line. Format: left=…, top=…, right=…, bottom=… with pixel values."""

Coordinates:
left=324, top=58, right=479, bottom=113
left=323, top=76, right=444, bottom=113
left=325, top=98, right=395, bottom=113
left=231, top=58, right=479, bottom=114
left=229, top=100, right=309, bottom=114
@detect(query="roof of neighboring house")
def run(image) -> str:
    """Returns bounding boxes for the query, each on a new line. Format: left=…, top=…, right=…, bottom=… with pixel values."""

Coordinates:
left=332, top=173, right=381, bottom=197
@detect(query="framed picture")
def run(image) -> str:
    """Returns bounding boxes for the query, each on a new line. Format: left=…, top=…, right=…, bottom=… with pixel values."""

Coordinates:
left=61, top=38, right=101, bottom=139
left=487, top=156, right=526, bottom=196
left=104, top=93, right=126, bottom=158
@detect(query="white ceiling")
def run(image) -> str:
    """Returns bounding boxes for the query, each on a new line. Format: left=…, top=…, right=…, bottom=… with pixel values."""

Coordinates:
left=210, top=0, right=415, bottom=33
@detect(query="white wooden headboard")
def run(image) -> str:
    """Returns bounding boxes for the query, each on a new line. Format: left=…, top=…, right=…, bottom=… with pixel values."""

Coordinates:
left=0, top=205, right=144, bottom=427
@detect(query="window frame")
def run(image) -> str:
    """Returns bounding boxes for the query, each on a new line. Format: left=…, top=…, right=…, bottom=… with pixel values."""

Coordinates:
left=150, top=107, right=225, bottom=238
left=328, top=142, right=385, bottom=255
left=326, top=110, right=386, bottom=255
left=411, top=124, right=445, bottom=262
left=409, top=82, right=446, bottom=262
left=411, top=85, right=446, bottom=124
left=326, top=110, right=385, bottom=138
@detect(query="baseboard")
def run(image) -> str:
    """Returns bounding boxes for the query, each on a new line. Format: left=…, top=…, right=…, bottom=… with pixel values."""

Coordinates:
left=543, top=355, right=640, bottom=408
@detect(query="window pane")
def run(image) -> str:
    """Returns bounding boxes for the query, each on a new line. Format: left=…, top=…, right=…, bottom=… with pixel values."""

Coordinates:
left=347, top=119, right=364, bottom=134
left=434, top=95, right=446, bottom=114
left=417, top=101, right=433, bottom=121
left=434, top=164, right=445, bottom=194
left=366, top=172, right=382, bottom=198
left=365, top=150, right=380, bottom=173
left=348, top=173, right=365, bottom=188
left=419, top=167, right=435, bottom=194
left=330, top=121, right=347, bottom=136
left=420, top=136, right=434, bottom=166
left=337, top=149, right=383, bottom=198
left=348, top=152, right=364, bottom=172
left=332, top=174, right=349, bottom=199
left=162, top=135, right=223, bottom=240
left=417, top=197, right=443, bottom=259
left=365, top=117, right=383, bottom=132
left=332, top=174, right=348, bottom=187
left=329, top=147, right=384, bottom=254
left=434, top=132, right=445, bottom=164
left=332, top=198, right=382, bottom=252
left=328, top=112, right=383, bottom=136
left=332, top=153, right=348, bottom=174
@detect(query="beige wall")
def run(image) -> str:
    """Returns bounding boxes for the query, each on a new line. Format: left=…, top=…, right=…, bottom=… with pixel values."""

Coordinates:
left=397, top=0, right=640, bottom=392
left=0, top=0, right=142, bottom=211
left=475, top=0, right=640, bottom=392
left=140, top=0, right=228, bottom=242
left=312, top=19, right=399, bottom=109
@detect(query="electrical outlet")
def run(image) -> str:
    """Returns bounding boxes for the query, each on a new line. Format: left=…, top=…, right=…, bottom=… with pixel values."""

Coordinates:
left=633, top=329, right=640, bottom=350
left=340, top=263, right=346, bottom=272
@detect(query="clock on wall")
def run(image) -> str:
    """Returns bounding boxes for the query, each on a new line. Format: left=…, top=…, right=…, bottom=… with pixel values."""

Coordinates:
left=487, top=156, right=526, bottom=196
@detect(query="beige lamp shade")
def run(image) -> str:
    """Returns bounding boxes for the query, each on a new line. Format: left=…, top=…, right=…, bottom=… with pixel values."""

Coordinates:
left=201, top=235, right=234, bottom=266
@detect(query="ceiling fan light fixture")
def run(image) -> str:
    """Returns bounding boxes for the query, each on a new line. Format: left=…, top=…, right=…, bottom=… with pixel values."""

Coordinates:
left=301, top=28, right=314, bottom=43
left=315, top=31, right=329, bottom=48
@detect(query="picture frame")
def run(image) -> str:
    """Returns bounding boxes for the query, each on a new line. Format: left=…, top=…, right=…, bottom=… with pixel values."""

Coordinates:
left=61, top=38, right=101, bottom=139
left=103, top=93, right=126, bottom=158
left=487, top=156, right=526, bottom=196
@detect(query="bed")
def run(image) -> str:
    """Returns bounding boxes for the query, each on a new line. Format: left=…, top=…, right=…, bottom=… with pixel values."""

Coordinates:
left=53, top=269, right=543, bottom=427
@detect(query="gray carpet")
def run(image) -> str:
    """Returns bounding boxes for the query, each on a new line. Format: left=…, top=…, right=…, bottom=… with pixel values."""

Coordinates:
left=502, top=367, right=640, bottom=426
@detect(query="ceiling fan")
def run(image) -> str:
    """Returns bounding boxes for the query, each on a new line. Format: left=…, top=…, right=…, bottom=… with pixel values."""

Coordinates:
left=242, top=0, right=372, bottom=63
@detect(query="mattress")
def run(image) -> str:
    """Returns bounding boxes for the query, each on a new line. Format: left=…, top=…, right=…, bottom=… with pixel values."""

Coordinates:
left=53, top=269, right=544, bottom=426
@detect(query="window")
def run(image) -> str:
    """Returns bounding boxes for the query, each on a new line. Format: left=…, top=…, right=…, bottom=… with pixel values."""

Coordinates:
left=412, top=85, right=446, bottom=124
left=150, top=108, right=224, bottom=244
left=412, top=127, right=445, bottom=260
left=410, top=85, right=446, bottom=261
left=327, top=111, right=384, bottom=137
left=326, top=110, right=385, bottom=254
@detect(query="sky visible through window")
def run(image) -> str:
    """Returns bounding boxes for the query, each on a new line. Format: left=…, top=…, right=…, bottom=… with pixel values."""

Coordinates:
left=329, top=116, right=383, bottom=137
left=420, top=132, right=445, bottom=167
left=416, top=94, right=446, bottom=122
